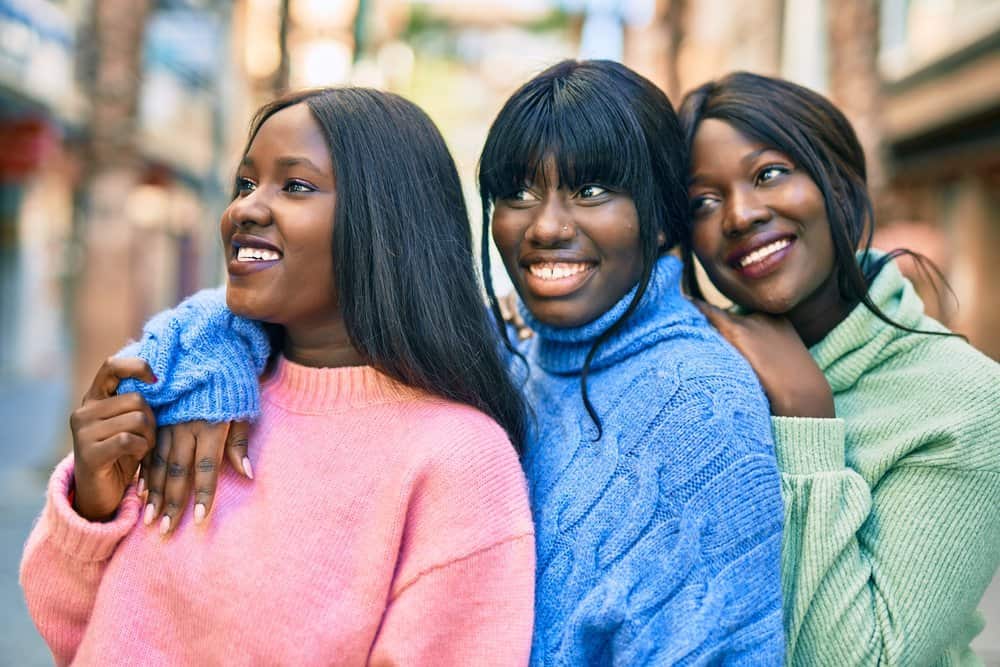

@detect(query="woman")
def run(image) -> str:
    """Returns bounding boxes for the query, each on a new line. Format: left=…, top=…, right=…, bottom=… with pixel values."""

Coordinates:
left=20, top=88, right=535, bottom=666
left=680, top=71, right=1000, bottom=665
left=128, top=61, right=786, bottom=665
left=478, top=60, right=783, bottom=664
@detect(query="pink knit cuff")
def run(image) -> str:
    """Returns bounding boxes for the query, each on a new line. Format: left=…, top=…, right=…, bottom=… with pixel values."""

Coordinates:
left=43, top=454, right=142, bottom=562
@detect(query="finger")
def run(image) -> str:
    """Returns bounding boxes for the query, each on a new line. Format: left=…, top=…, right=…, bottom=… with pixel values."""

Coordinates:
left=92, top=431, right=153, bottom=468
left=192, top=422, right=229, bottom=525
left=84, top=357, right=156, bottom=404
left=138, top=449, right=151, bottom=500
left=143, top=427, right=172, bottom=527
left=223, top=421, right=253, bottom=480
left=159, top=424, right=197, bottom=537
left=75, top=408, right=155, bottom=450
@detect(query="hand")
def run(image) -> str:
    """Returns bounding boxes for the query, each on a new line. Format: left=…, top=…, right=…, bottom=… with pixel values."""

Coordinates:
left=693, top=300, right=835, bottom=419
left=140, top=420, right=252, bottom=536
left=498, top=291, right=533, bottom=341
left=70, top=357, right=158, bottom=522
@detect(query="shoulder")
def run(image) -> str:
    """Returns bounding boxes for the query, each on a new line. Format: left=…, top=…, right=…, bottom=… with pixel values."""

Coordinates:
left=851, top=329, right=1000, bottom=471
left=392, top=397, right=527, bottom=491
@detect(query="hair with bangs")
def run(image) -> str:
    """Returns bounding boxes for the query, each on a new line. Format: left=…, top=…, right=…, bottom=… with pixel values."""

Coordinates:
left=237, top=87, right=527, bottom=452
left=678, top=71, right=955, bottom=338
left=478, top=59, right=689, bottom=438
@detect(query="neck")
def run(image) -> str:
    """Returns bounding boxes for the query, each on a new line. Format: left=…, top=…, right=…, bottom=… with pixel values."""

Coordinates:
left=786, top=270, right=856, bottom=347
left=282, top=318, right=367, bottom=368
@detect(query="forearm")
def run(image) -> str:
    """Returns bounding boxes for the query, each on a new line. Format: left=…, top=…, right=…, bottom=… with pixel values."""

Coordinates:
left=116, top=287, right=270, bottom=424
left=776, top=417, right=1000, bottom=665
left=19, top=455, right=140, bottom=665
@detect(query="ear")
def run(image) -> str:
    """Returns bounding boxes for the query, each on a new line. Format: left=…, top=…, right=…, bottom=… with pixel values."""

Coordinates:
left=656, top=230, right=667, bottom=248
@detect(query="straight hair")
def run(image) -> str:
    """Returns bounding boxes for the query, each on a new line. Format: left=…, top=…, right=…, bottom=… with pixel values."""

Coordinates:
left=478, top=60, right=689, bottom=438
left=242, top=88, right=527, bottom=452
left=678, top=72, right=955, bottom=338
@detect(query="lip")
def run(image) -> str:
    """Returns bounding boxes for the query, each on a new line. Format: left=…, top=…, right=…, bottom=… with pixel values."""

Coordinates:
left=519, top=252, right=598, bottom=299
left=228, top=233, right=283, bottom=277
left=725, top=232, right=796, bottom=280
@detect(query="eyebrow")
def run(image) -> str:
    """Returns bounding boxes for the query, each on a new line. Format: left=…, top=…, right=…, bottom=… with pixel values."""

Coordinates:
left=688, top=147, right=783, bottom=186
left=239, top=156, right=324, bottom=173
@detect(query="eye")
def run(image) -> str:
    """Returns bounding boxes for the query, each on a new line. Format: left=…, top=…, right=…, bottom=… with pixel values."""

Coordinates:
left=755, top=165, right=789, bottom=185
left=285, top=180, right=316, bottom=194
left=577, top=184, right=608, bottom=199
left=689, top=194, right=720, bottom=217
left=235, top=177, right=256, bottom=195
left=506, top=188, right=539, bottom=204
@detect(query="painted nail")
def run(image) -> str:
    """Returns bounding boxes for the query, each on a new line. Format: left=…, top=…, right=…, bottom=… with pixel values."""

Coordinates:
left=242, top=456, right=254, bottom=480
left=136, top=477, right=145, bottom=497
left=194, top=503, right=206, bottom=525
left=159, top=515, right=171, bottom=536
left=151, top=374, right=159, bottom=383
left=143, top=503, right=155, bottom=526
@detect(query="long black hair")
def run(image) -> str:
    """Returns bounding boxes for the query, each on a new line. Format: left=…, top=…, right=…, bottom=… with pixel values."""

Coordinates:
left=241, top=88, right=527, bottom=452
left=478, top=60, right=689, bottom=437
left=678, top=72, right=953, bottom=336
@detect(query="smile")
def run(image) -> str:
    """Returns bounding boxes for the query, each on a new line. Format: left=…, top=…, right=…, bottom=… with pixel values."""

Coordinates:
left=522, top=261, right=596, bottom=298
left=528, top=262, right=592, bottom=280
left=237, top=247, right=281, bottom=262
left=738, top=238, right=790, bottom=268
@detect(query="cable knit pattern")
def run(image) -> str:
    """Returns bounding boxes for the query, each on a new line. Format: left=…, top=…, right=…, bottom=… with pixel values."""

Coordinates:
left=116, top=287, right=270, bottom=425
left=21, top=359, right=535, bottom=666
left=775, top=254, right=1000, bottom=666
left=516, top=255, right=784, bottom=665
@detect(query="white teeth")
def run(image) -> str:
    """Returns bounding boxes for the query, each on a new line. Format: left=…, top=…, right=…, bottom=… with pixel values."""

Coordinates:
left=738, top=239, right=791, bottom=267
left=528, top=262, right=591, bottom=280
left=237, top=246, right=280, bottom=262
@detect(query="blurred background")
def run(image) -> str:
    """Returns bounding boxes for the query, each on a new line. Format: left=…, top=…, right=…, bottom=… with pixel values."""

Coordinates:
left=0, top=0, right=997, bottom=663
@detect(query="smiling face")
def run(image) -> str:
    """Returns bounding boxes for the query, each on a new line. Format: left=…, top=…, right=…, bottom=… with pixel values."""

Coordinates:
left=222, top=103, right=339, bottom=333
left=688, top=119, right=843, bottom=331
left=491, top=158, right=643, bottom=328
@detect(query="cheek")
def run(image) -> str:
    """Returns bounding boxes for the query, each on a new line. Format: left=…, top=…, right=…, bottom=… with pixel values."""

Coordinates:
left=490, top=215, right=520, bottom=264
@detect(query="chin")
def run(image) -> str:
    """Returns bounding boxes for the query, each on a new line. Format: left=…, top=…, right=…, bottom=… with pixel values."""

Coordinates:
left=225, top=285, right=274, bottom=321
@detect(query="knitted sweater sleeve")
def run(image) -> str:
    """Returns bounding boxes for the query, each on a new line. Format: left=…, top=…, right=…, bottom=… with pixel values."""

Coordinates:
left=774, top=411, right=1000, bottom=665
left=368, top=413, right=535, bottom=666
left=115, top=287, right=271, bottom=425
left=19, top=455, right=141, bottom=667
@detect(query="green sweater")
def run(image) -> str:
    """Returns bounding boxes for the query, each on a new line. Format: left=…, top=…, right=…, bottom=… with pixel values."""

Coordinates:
left=774, top=257, right=1000, bottom=666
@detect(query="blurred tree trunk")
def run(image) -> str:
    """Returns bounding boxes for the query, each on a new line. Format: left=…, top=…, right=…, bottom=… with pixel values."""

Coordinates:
left=72, top=0, right=152, bottom=403
left=274, top=0, right=291, bottom=94
left=827, top=0, right=886, bottom=202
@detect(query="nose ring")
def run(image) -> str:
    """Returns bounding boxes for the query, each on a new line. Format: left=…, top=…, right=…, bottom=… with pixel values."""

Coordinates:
left=562, top=225, right=569, bottom=232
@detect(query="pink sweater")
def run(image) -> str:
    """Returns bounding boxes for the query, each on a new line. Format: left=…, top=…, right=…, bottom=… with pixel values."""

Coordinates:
left=21, top=358, right=535, bottom=666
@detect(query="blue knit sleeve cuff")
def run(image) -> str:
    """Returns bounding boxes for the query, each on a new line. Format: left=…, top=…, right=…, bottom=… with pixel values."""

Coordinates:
left=116, top=287, right=271, bottom=425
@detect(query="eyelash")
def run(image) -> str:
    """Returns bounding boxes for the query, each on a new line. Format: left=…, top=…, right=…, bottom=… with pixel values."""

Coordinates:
left=755, top=165, right=789, bottom=185
left=234, top=178, right=316, bottom=195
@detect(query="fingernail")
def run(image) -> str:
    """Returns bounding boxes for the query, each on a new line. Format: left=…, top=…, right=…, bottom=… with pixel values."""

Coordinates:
left=136, top=478, right=145, bottom=497
left=242, top=456, right=254, bottom=480
left=194, top=503, right=206, bottom=524
left=159, top=515, right=171, bottom=536
left=143, top=503, right=155, bottom=526
left=151, top=374, right=159, bottom=383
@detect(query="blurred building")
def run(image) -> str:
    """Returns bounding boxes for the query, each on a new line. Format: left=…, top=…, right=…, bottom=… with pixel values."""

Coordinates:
left=620, top=0, right=1000, bottom=361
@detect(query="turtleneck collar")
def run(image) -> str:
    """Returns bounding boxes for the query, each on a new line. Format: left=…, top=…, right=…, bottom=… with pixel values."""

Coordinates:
left=519, top=255, right=697, bottom=375
left=811, top=252, right=933, bottom=393
left=261, top=356, right=423, bottom=414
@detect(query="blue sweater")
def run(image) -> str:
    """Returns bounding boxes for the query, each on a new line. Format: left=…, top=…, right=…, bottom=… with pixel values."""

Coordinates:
left=516, top=255, right=783, bottom=665
left=116, top=257, right=785, bottom=665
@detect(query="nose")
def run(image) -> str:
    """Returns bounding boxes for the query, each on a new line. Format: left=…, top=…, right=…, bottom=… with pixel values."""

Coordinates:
left=524, top=196, right=574, bottom=246
left=225, top=188, right=274, bottom=229
left=723, top=185, right=770, bottom=237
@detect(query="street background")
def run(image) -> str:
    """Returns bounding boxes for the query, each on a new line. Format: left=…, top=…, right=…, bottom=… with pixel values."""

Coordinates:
left=1, top=0, right=998, bottom=664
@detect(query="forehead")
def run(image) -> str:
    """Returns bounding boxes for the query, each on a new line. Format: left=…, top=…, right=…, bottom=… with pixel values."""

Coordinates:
left=245, top=103, right=331, bottom=167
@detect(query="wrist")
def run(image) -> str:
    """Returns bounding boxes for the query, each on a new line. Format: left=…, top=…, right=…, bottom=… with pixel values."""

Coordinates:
left=71, top=473, right=118, bottom=523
